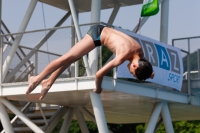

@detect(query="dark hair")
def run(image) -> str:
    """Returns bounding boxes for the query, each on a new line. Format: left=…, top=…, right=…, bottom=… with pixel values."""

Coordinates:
left=135, top=58, right=153, bottom=81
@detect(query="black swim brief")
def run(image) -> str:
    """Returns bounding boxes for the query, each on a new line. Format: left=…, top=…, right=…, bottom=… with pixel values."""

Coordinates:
left=87, top=25, right=105, bottom=47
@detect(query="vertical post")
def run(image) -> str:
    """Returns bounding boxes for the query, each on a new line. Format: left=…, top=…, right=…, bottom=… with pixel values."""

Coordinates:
left=88, top=0, right=101, bottom=74
left=145, top=102, right=163, bottom=133
left=70, top=13, right=76, bottom=77
left=35, top=50, right=38, bottom=75
left=161, top=102, right=174, bottom=133
left=73, top=11, right=79, bottom=77
left=198, top=49, right=200, bottom=78
left=89, top=0, right=109, bottom=133
left=187, top=39, right=191, bottom=96
left=2, top=0, right=38, bottom=81
left=160, top=0, right=169, bottom=44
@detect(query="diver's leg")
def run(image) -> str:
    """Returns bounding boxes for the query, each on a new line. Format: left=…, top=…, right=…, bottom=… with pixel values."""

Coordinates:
left=26, top=34, right=95, bottom=94
left=39, top=63, right=69, bottom=100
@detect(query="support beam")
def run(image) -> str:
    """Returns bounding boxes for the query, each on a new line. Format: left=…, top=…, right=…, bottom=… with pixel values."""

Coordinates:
left=0, top=98, right=44, bottom=133
left=79, top=107, right=96, bottom=123
left=5, top=12, right=71, bottom=82
left=68, top=0, right=91, bottom=76
left=43, top=106, right=68, bottom=133
left=160, top=0, right=169, bottom=43
left=0, top=102, right=14, bottom=133
left=161, top=102, right=174, bottom=133
left=76, top=108, right=89, bottom=133
left=88, top=0, right=101, bottom=74
left=108, top=4, right=120, bottom=25
left=79, top=107, right=113, bottom=133
left=90, top=93, right=109, bottom=133
left=198, top=49, right=200, bottom=78
left=15, top=62, right=33, bottom=81
left=35, top=51, right=38, bottom=75
left=145, top=102, right=163, bottom=133
left=88, top=0, right=109, bottom=132
left=59, top=107, right=76, bottom=133
left=154, top=117, right=163, bottom=133
left=2, top=0, right=38, bottom=81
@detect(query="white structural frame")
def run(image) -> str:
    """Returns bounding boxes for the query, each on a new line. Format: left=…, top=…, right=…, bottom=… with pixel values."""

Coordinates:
left=4, top=11, right=71, bottom=83
left=59, top=107, right=76, bottom=133
left=145, top=102, right=163, bottom=133
left=0, top=0, right=190, bottom=132
left=68, top=0, right=109, bottom=132
left=0, top=98, right=44, bottom=133
left=2, top=0, right=38, bottom=81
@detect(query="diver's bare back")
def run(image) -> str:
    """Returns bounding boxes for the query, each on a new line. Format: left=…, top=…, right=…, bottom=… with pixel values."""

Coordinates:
left=100, top=27, right=142, bottom=60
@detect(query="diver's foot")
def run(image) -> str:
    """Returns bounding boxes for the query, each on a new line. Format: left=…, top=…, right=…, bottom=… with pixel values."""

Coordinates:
left=26, top=76, right=40, bottom=94
left=93, top=88, right=103, bottom=94
left=39, top=79, right=51, bottom=100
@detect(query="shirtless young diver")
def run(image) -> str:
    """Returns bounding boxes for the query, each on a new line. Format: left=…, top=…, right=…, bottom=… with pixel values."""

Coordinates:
left=26, top=25, right=154, bottom=100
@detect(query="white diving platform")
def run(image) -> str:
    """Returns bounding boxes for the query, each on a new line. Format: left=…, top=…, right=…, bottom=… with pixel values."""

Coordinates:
left=2, top=76, right=200, bottom=124
left=1, top=0, right=200, bottom=132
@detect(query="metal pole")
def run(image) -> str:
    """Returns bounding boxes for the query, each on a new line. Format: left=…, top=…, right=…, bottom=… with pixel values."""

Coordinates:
left=79, top=107, right=113, bottom=133
left=90, top=93, right=109, bottom=133
left=35, top=50, right=38, bottom=75
left=0, top=102, right=14, bottom=133
left=89, top=1, right=109, bottom=132
left=0, top=98, right=44, bottom=133
left=160, top=0, right=169, bottom=43
left=198, top=49, right=200, bottom=78
left=74, top=11, right=79, bottom=77
left=2, top=0, right=38, bottom=81
left=145, top=102, right=163, bottom=133
left=108, top=5, right=120, bottom=24
left=59, top=107, right=76, bottom=133
left=187, top=39, right=191, bottom=99
left=161, top=102, right=174, bottom=133
left=70, top=14, right=76, bottom=77
left=153, top=117, right=163, bottom=133
left=79, top=107, right=96, bottom=123
left=88, top=0, right=101, bottom=74
left=68, top=0, right=91, bottom=76
left=76, top=109, right=89, bottom=133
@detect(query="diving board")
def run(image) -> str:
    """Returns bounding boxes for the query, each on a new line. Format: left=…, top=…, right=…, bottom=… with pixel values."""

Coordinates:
left=2, top=76, right=200, bottom=124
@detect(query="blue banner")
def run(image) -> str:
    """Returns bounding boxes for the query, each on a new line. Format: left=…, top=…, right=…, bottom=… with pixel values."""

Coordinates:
left=116, top=27, right=183, bottom=91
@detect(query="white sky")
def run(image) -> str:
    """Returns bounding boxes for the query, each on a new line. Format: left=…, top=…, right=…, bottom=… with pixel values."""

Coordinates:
left=1, top=0, right=200, bottom=45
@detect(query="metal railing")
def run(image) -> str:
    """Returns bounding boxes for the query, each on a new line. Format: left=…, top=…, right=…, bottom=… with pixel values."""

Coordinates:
left=172, top=36, right=200, bottom=97
left=0, top=23, right=111, bottom=84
